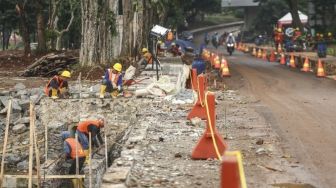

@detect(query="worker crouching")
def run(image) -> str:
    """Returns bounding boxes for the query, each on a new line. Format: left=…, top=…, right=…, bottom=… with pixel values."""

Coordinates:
left=61, top=131, right=85, bottom=188
left=76, top=119, right=105, bottom=163
left=44, top=70, right=71, bottom=99
left=100, top=63, right=123, bottom=99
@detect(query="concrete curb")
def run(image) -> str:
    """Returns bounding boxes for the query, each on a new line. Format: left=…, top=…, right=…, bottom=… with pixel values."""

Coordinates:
left=189, top=21, right=244, bottom=35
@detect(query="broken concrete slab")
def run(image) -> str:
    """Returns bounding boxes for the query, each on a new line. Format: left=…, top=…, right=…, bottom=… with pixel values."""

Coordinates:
left=17, top=160, right=28, bottom=171
left=12, top=124, right=27, bottom=134
left=103, top=167, right=131, bottom=184
left=14, top=117, right=30, bottom=125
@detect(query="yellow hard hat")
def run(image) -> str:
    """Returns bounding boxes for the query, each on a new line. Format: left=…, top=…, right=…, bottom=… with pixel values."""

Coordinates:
left=142, top=48, right=148, bottom=53
left=328, top=32, right=332, bottom=36
left=277, top=28, right=282, bottom=32
left=61, top=70, right=71, bottom=78
left=295, top=27, right=299, bottom=31
left=113, top=63, right=122, bottom=72
left=320, top=34, right=324, bottom=37
left=158, top=41, right=163, bottom=44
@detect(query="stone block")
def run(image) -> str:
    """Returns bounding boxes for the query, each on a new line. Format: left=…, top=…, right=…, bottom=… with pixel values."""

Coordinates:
left=14, top=83, right=26, bottom=91
left=101, top=183, right=127, bottom=188
left=103, top=167, right=131, bottom=183
left=12, top=124, right=27, bottom=134
left=14, top=117, right=30, bottom=125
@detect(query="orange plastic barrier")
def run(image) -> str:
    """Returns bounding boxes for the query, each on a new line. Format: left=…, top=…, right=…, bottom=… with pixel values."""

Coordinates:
left=187, top=74, right=207, bottom=120
left=221, top=151, right=247, bottom=188
left=191, top=92, right=227, bottom=159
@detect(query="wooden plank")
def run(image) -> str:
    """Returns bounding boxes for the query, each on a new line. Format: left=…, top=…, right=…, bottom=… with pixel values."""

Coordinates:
left=4, top=175, right=85, bottom=179
left=0, top=100, right=12, bottom=187
left=89, top=132, right=92, bottom=188
left=33, top=110, right=41, bottom=188
left=28, top=102, right=34, bottom=188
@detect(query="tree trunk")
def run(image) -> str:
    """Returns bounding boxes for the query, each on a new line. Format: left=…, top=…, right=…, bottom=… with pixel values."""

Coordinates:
left=120, top=0, right=133, bottom=57
left=80, top=0, right=116, bottom=66
left=16, top=3, right=31, bottom=56
left=286, top=0, right=304, bottom=31
left=36, top=0, right=47, bottom=53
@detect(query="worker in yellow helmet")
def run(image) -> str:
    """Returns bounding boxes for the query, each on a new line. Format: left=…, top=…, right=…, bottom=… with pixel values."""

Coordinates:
left=140, top=48, right=153, bottom=69
left=327, top=32, right=334, bottom=41
left=100, top=63, right=123, bottom=98
left=44, top=70, right=71, bottom=99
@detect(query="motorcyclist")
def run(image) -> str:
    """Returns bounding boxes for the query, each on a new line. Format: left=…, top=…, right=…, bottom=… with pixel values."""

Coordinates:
left=226, top=33, right=236, bottom=55
left=212, top=32, right=220, bottom=49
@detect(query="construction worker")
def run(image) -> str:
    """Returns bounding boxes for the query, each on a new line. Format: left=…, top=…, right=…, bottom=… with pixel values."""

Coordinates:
left=141, top=48, right=153, bottom=69
left=61, top=131, right=85, bottom=188
left=166, top=30, right=174, bottom=41
left=76, top=119, right=105, bottom=162
left=169, top=42, right=181, bottom=56
left=274, top=28, right=284, bottom=51
left=293, top=27, right=302, bottom=41
left=100, top=63, right=123, bottom=98
left=44, top=70, right=71, bottom=99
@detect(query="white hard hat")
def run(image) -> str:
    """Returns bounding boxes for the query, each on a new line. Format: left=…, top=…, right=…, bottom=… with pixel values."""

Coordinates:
left=229, top=33, right=233, bottom=36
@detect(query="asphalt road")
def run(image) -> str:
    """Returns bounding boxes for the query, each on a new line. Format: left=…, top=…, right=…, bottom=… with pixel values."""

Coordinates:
left=194, top=29, right=336, bottom=188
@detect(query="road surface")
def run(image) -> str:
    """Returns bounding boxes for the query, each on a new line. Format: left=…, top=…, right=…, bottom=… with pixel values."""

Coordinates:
left=195, top=29, right=336, bottom=188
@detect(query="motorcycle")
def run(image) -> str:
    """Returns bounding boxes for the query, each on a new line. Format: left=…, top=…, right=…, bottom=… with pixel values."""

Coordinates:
left=227, top=42, right=235, bottom=55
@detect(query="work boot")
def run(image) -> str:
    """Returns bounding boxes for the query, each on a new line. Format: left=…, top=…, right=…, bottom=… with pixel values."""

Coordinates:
left=84, top=149, right=90, bottom=164
left=51, top=89, right=59, bottom=99
left=72, top=179, right=84, bottom=188
left=100, top=85, right=107, bottom=98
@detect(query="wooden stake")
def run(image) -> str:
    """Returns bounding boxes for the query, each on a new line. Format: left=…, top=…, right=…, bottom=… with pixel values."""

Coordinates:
left=75, top=133, right=79, bottom=185
left=0, top=100, right=12, bottom=187
left=28, top=102, right=34, bottom=188
left=78, top=72, right=82, bottom=99
left=45, top=120, right=48, bottom=163
left=33, top=114, right=41, bottom=188
left=89, top=132, right=92, bottom=188
left=104, top=126, right=108, bottom=170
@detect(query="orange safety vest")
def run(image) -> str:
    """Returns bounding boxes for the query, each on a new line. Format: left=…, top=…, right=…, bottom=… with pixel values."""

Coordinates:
left=144, top=52, right=153, bottom=64
left=77, top=120, right=101, bottom=135
left=65, top=138, right=85, bottom=159
left=44, top=76, right=64, bottom=96
left=167, top=31, right=174, bottom=41
left=107, top=69, right=120, bottom=85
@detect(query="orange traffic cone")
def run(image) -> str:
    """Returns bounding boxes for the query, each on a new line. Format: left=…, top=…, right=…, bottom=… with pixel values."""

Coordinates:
left=191, top=92, right=227, bottom=160
left=316, top=59, right=326, bottom=77
left=301, top=57, right=310, bottom=72
left=221, top=58, right=231, bottom=77
left=252, top=47, right=256, bottom=56
left=269, top=50, right=276, bottom=62
left=289, top=54, right=296, bottom=68
left=187, top=74, right=207, bottom=120
left=221, top=151, right=247, bottom=188
left=280, top=53, right=286, bottom=65
left=210, top=53, right=215, bottom=66
left=257, top=49, right=262, bottom=58
left=214, top=56, right=221, bottom=69
left=262, top=50, right=268, bottom=60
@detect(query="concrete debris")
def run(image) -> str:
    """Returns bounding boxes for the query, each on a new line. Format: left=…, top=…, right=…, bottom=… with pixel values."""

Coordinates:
left=190, top=117, right=202, bottom=127
left=12, top=124, right=27, bottom=134
left=17, top=160, right=28, bottom=171
left=14, top=83, right=26, bottom=91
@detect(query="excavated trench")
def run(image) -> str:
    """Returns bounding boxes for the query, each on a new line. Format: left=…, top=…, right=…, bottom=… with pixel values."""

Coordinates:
left=1, top=85, right=138, bottom=187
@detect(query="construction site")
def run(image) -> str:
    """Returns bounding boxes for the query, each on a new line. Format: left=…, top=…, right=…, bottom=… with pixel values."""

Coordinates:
left=1, top=0, right=336, bottom=188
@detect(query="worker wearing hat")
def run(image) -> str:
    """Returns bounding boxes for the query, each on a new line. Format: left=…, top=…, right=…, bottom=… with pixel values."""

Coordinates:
left=61, top=131, right=85, bottom=188
left=100, top=63, right=123, bottom=98
left=44, top=70, right=71, bottom=99
left=76, top=119, right=105, bottom=163
left=141, top=48, right=153, bottom=69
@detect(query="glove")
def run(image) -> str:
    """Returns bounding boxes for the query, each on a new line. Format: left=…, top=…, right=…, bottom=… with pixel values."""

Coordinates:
left=117, top=85, right=121, bottom=91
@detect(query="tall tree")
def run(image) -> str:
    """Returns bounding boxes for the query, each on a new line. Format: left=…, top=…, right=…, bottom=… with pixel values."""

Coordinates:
left=285, top=0, right=303, bottom=31
left=35, top=0, right=47, bottom=53
left=15, top=0, right=31, bottom=56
